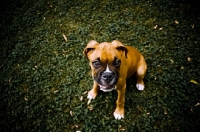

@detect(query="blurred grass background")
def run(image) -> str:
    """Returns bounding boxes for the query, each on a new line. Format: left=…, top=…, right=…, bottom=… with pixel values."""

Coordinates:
left=0, top=0, right=200, bottom=131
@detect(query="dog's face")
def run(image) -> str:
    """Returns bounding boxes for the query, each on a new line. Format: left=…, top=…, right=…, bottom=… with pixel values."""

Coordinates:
left=84, top=40, right=128, bottom=92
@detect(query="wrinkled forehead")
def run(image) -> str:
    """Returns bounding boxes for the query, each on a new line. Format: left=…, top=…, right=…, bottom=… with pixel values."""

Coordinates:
left=89, top=42, right=120, bottom=62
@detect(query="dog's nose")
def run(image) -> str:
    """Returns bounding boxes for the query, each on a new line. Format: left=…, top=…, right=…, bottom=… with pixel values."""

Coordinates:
left=102, top=72, right=114, bottom=82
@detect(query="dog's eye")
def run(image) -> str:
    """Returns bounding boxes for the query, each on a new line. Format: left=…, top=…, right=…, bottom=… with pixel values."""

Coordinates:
left=92, top=60, right=101, bottom=68
left=113, top=59, right=121, bottom=67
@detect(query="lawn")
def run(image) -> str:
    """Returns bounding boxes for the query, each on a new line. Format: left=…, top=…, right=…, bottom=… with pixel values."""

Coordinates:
left=0, top=0, right=200, bottom=131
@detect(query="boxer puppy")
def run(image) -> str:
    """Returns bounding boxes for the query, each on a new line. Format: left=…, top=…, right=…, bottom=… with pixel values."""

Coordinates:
left=83, top=40, right=147, bottom=120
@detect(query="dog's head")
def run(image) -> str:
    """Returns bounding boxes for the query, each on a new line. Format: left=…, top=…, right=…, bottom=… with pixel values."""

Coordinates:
left=83, top=40, right=128, bottom=92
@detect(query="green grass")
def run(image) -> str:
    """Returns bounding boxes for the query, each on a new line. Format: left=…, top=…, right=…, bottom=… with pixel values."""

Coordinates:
left=0, top=0, right=200, bottom=131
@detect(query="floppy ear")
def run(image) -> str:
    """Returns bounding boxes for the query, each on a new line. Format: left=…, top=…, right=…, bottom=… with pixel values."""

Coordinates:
left=83, top=40, right=99, bottom=57
left=111, top=40, right=128, bottom=58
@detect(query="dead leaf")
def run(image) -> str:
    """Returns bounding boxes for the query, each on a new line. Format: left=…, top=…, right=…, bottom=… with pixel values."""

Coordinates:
left=87, top=99, right=91, bottom=105
left=53, top=90, right=59, bottom=94
left=80, top=96, right=83, bottom=101
left=70, top=111, right=73, bottom=116
left=83, top=91, right=88, bottom=95
left=180, top=66, right=184, bottom=70
left=87, top=104, right=93, bottom=111
left=62, top=33, right=68, bottom=42
left=195, top=103, right=200, bottom=106
left=175, top=20, right=179, bottom=24
left=187, top=57, right=191, bottom=61
left=119, top=125, right=126, bottom=131
left=190, top=80, right=200, bottom=86
left=164, top=110, right=168, bottom=114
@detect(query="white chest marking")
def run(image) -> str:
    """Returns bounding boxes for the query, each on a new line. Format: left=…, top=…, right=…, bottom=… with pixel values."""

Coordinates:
left=105, top=64, right=112, bottom=73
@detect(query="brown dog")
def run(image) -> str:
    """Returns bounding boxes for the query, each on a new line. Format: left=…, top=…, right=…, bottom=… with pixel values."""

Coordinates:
left=83, top=40, right=147, bottom=120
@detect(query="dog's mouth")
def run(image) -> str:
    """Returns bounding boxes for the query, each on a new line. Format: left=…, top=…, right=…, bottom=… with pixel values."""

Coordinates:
left=99, top=85, right=116, bottom=92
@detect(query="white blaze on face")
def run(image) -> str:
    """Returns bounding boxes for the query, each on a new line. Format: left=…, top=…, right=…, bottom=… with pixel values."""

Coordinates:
left=105, top=64, right=112, bottom=73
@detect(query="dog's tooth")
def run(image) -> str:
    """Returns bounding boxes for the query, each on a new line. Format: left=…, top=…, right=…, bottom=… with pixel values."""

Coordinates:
left=100, top=88, right=114, bottom=92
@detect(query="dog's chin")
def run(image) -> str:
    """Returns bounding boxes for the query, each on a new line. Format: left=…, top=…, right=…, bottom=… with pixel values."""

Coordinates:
left=99, top=85, right=116, bottom=92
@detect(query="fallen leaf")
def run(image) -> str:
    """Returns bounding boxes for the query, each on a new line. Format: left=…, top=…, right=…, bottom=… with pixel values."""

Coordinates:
left=80, top=96, right=83, bottom=101
left=191, top=24, right=194, bottom=29
left=83, top=91, right=88, bottom=95
left=119, top=125, right=126, bottom=131
left=53, top=90, right=59, bottom=94
left=190, top=80, right=200, bottom=86
left=70, top=111, right=73, bottom=116
left=190, top=107, right=193, bottom=112
left=187, top=57, right=191, bottom=61
left=175, top=20, right=179, bottom=24
left=62, top=33, right=68, bottom=42
left=195, top=103, right=200, bottom=106
left=180, top=66, right=184, bottom=70
left=87, top=99, right=91, bottom=105
left=87, top=104, right=93, bottom=111
left=164, top=110, right=168, bottom=114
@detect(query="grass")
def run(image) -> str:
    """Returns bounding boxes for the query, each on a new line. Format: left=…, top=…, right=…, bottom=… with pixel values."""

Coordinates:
left=0, top=0, right=200, bottom=131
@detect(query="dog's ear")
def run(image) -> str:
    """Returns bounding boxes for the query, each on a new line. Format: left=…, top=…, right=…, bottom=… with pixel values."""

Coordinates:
left=111, top=40, right=128, bottom=58
left=83, top=40, right=99, bottom=57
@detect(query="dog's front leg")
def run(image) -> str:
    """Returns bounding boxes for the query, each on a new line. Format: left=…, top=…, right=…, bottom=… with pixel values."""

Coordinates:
left=114, top=84, right=126, bottom=120
left=87, top=81, right=99, bottom=100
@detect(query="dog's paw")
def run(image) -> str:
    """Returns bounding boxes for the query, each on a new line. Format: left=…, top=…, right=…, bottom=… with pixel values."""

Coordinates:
left=114, top=112, right=124, bottom=120
left=87, top=94, right=95, bottom=105
left=87, top=94, right=95, bottom=100
left=87, top=89, right=98, bottom=100
left=136, top=84, right=144, bottom=91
